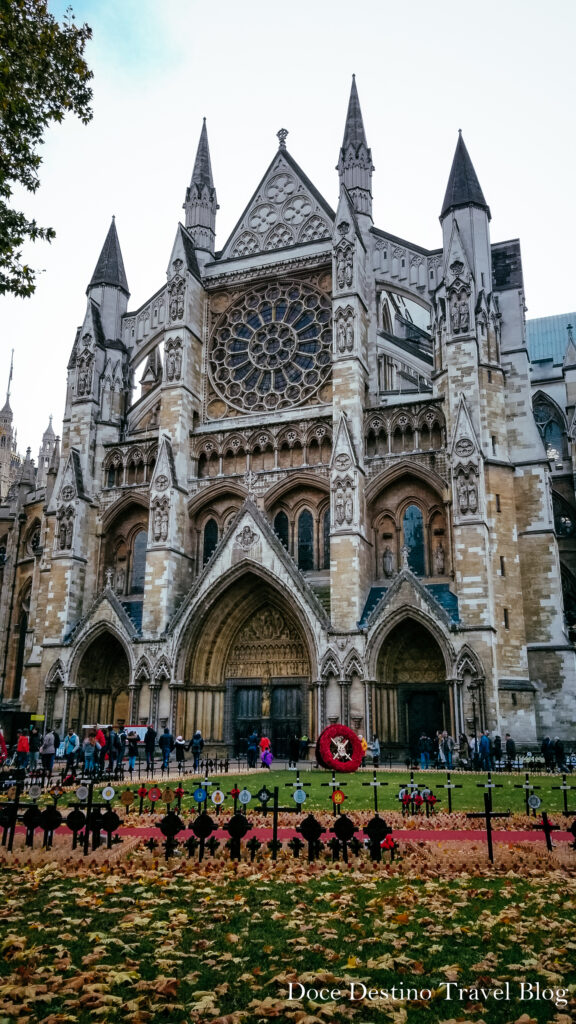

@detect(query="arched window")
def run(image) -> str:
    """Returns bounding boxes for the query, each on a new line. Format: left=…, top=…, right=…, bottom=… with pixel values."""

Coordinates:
left=203, top=518, right=218, bottom=565
left=131, top=530, right=147, bottom=594
left=297, top=510, right=314, bottom=571
left=403, top=505, right=425, bottom=576
left=323, top=507, right=330, bottom=569
left=274, top=511, right=289, bottom=550
left=533, top=397, right=567, bottom=462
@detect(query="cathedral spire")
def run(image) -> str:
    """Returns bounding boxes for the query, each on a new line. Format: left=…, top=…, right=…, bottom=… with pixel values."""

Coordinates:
left=1, top=349, right=13, bottom=415
left=184, top=118, right=218, bottom=254
left=87, top=217, right=129, bottom=296
left=440, top=131, right=491, bottom=221
left=337, top=75, right=374, bottom=221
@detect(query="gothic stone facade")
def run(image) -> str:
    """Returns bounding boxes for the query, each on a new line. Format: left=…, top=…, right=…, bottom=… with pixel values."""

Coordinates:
left=1, top=83, right=575, bottom=755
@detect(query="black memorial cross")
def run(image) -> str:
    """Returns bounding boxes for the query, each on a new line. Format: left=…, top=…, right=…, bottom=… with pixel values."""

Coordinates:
left=476, top=771, right=502, bottom=812
left=514, top=773, right=541, bottom=816
left=362, top=770, right=388, bottom=813
left=552, top=774, right=575, bottom=817
left=467, top=793, right=510, bottom=862
left=534, top=811, right=561, bottom=853
left=437, top=772, right=462, bottom=813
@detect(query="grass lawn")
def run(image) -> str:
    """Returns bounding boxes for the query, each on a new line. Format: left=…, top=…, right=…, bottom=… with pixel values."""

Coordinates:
left=0, top=860, right=574, bottom=1023
left=28, top=767, right=576, bottom=817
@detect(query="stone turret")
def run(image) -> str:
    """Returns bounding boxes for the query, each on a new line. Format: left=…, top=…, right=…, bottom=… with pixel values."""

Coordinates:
left=86, top=217, right=129, bottom=340
left=337, top=76, right=374, bottom=224
left=184, top=118, right=218, bottom=256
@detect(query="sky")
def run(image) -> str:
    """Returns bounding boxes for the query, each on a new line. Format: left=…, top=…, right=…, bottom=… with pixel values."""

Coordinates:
left=1, top=0, right=575, bottom=456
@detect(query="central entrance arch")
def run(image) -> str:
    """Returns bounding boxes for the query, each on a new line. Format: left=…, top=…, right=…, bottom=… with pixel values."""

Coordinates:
left=71, top=631, right=130, bottom=729
left=181, top=572, right=313, bottom=758
left=375, top=618, right=451, bottom=756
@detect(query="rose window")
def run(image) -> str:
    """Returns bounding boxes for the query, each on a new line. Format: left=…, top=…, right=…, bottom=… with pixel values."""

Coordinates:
left=209, top=281, right=332, bottom=412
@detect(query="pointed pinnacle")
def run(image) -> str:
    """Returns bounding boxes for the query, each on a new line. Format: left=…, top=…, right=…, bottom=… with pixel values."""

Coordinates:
left=88, top=218, right=129, bottom=295
left=441, top=132, right=490, bottom=220
left=342, top=74, right=368, bottom=152
left=191, top=118, right=214, bottom=191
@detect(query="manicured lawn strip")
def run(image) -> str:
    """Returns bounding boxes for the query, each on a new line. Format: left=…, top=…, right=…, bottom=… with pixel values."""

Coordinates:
left=0, top=865, right=574, bottom=1022
left=12, top=768, right=576, bottom=816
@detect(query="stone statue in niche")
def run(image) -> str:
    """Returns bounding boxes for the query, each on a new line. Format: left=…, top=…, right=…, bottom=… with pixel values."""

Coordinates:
left=451, top=299, right=460, bottom=334
left=344, top=484, right=353, bottom=524
left=174, top=346, right=182, bottom=379
left=383, top=545, right=394, bottom=576
left=337, top=317, right=346, bottom=353
left=458, top=299, right=470, bottom=331
left=434, top=542, right=445, bottom=575
left=401, top=545, right=410, bottom=570
left=457, top=474, right=468, bottom=513
left=345, top=318, right=354, bottom=352
left=467, top=478, right=478, bottom=513
left=160, top=509, right=169, bottom=542
left=166, top=348, right=176, bottom=381
left=336, top=249, right=346, bottom=289
left=58, top=518, right=67, bottom=550
left=345, top=250, right=353, bottom=287
left=168, top=278, right=184, bottom=321
left=153, top=505, right=163, bottom=542
left=115, top=567, right=125, bottom=594
left=335, top=483, right=345, bottom=525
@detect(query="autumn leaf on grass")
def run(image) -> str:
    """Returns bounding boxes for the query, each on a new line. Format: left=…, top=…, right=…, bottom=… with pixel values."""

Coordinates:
left=440, top=964, right=463, bottom=981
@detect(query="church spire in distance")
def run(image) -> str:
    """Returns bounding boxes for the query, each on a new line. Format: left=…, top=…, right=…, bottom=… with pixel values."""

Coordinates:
left=1, top=349, right=13, bottom=415
left=337, top=75, right=374, bottom=221
left=184, top=118, right=218, bottom=253
left=440, top=131, right=491, bottom=221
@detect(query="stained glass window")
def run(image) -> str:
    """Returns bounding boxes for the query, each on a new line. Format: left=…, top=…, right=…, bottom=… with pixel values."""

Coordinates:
left=131, top=530, right=147, bottom=594
left=203, top=518, right=218, bottom=565
left=274, top=511, right=289, bottom=550
left=298, top=509, right=314, bottom=571
left=403, top=505, right=425, bottom=576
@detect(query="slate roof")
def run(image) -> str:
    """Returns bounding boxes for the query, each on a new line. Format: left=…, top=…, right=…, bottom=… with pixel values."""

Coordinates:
left=440, top=132, right=490, bottom=220
left=527, top=312, right=576, bottom=365
left=191, top=118, right=214, bottom=192
left=341, top=75, right=368, bottom=152
left=88, top=218, right=129, bottom=296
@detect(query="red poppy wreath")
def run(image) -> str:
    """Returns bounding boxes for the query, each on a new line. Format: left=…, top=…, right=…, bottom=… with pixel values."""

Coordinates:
left=315, top=724, right=363, bottom=773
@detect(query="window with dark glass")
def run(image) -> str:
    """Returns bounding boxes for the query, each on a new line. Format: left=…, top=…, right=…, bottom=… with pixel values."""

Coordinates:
left=131, top=530, right=147, bottom=594
left=274, top=511, right=289, bottom=550
left=203, top=518, right=218, bottom=565
left=323, top=507, right=330, bottom=569
left=403, top=504, right=425, bottom=576
left=297, top=509, right=314, bottom=571
left=533, top=398, right=567, bottom=462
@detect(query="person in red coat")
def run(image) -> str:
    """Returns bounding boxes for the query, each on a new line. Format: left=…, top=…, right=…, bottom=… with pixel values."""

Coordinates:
left=16, top=730, right=30, bottom=769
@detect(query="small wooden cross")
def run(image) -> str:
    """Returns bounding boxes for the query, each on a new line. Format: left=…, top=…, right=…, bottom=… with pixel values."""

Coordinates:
left=467, top=793, right=510, bottom=862
left=534, top=811, right=561, bottom=852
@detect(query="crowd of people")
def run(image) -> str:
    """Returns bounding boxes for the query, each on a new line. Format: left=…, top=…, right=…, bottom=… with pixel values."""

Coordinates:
left=0, top=723, right=212, bottom=777
left=0, top=722, right=572, bottom=776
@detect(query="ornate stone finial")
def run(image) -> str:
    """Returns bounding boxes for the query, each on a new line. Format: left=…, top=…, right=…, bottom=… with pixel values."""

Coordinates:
left=567, top=323, right=574, bottom=345
left=401, top=545, right=410, bottom=571
left=105, top=567, right=114, bottom=588
left=277, top=128, right=288, bottom=150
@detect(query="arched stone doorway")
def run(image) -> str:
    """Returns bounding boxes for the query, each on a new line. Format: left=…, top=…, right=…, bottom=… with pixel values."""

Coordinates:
left=181, top=572, right=312, bottom=758
left=375, top=619, right=451, bottom=756
left=70, top=632, right=130, bottom=729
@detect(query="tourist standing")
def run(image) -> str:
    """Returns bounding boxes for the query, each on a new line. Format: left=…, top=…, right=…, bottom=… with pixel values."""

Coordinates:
left=174, top=735, right=187, bottom=768
left=246, top=730, right=258, bottom=769
left=126, top=732, right=139, bottom=773
left=40, top=728, right=58, bottom=775
left=505, top=732, right=516, bottom=769
left=63, top=728, right=80, bottom=772
left=479, top=730, right=491, bottom=771
left=16, top=730, right=29, bottom=769
left=28, top=727, right=41, bottom=771
left=418, top=732, right=431, bottom=769
left=158, top=727, right=174, bottom=769
left=371, top=735, right=381, bottom=767
left=288, top=733, right=300, bottom=769
left=83, top=732, right=100, bottom=774
left=144, top=725, right=157, bottom=770
left=189, top=730, right=204, bottom=770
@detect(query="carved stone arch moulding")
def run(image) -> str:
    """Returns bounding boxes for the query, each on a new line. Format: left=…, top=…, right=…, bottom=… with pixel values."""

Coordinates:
left=134, top=657, right=151, bottom=683
left=46, top=659, right=66, bottom=689
left=455, top=646, right=484, bottom=684
left=320, top=650, right=341, bottom=680
left=154, top=657, right=171, bottom=683
left=343, top=650, right=364, bottom=680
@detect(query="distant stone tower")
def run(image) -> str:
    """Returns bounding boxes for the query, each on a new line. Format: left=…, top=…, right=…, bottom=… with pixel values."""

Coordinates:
left=0, top=351, right=22, bottom=501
